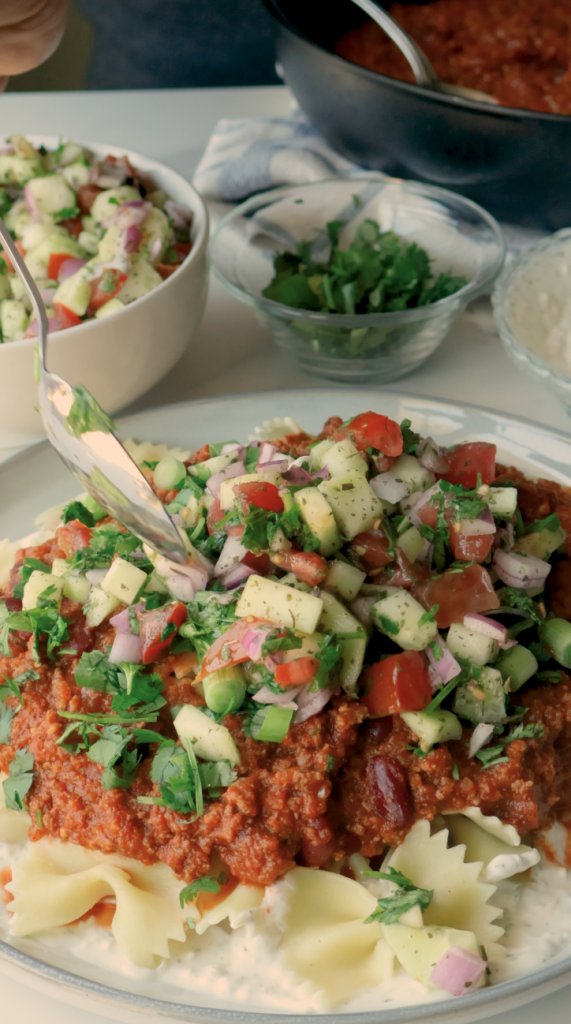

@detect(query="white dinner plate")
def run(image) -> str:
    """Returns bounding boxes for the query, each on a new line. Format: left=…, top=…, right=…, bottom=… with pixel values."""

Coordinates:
left=2, top=387, right=571, bottom=1024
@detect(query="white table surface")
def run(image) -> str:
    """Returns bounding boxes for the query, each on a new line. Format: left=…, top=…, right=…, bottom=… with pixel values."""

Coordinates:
left=0, top=86, right=570, bottom=1023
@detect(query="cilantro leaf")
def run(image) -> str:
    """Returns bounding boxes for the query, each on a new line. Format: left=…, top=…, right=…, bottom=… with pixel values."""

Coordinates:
left=363, top=866, right=433, bottom=925
left=0, top=702, right=16, bottom=744
left=12, top=558, right=51, bottom=599
left=75, top=650, right=119, bottom=691
left=61, top=500, right=95, bottom=527
left=178, top=593, right=238, bottom=666
left=179, top=875, right=221, bottom=908
left=0, top=669, right=39, bottom=704
left=2, top=748, right=34, bottom=810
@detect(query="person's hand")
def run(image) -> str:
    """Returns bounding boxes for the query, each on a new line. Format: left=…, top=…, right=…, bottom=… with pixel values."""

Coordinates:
left=0, top=0, right=68, bottom=92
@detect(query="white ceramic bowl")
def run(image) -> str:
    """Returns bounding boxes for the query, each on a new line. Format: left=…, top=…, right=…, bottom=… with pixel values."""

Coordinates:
left=0, top=136, right=210, bottom=448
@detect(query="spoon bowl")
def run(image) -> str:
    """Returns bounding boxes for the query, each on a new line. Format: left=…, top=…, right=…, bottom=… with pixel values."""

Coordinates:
left=0, top=219, right=187, bottom=564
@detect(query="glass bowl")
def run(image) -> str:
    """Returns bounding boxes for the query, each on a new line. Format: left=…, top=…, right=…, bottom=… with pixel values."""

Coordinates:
left=492, top=228, right=571, bottom=414
left=211, top=177, right=505, bottom=383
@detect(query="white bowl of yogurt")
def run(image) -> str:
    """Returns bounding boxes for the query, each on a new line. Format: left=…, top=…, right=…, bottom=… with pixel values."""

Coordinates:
left=492, top=228, right=571, bottom=415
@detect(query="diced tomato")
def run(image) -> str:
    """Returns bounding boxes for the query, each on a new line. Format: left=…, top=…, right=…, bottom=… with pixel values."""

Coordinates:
left=54, top=302, right=82, bottom=329
left=234, top=481, right=284, bottom=513
left=379, top=548, right=430, bottom=590
left=77, top=183, right=104, bottom=214
left=59, top=215, right=82, bottom=239
left=1, top=239, right=26, bottom=274
left=440, top=442, right=496, bottom=489
left=413, top=491, right=440, bottom=529
left=56, top=519, right=92, bottom=556
left=175, top=241, right=192, bottom=260
left=242, top=549, right=271, bottom=575
left=139, top=601, right=187, bottom=664
left=206, top=499, right=226, bottom=535
left=361, top=651, right=432, bottom=716
left=189, top=444, right=211, bottom=465
left=352, top=529, right=394, bottom=569
left=334, top=411, right=403, bottom=457
left=89, top=269, right=128, bottom=311
left=274, top=656, right=319, bottom=687
left=199, top=618, right=261, bottom=678
left=47, top=253, right=74, bottom=281
left=155, top=264, right=178, bottom=280
left=271, top=549, right=328, bottom=586
left=448, top=526, right=494, bottom=563
left=412, top=563, right=499, bottom=629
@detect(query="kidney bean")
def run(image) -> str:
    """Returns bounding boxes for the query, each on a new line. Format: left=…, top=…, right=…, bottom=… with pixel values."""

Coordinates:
left=299, top=816, right=335, bottom=867
left=364, top=717, right=392, bottom=746
left=367, top=755, right=412, bottom=830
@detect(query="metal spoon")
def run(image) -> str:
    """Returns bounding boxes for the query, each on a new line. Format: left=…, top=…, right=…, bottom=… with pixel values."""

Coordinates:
left=0, top=219, right=187, bottom=563
left=349, top=0, right=498, bottom=104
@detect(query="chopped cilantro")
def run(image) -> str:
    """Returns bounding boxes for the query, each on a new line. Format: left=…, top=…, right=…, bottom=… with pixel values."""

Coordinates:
left=179, top=875, right=221, bottom=908
left=363, top=866, right=433, bottom=925
left=61, top=500, right=95, bottom=527
left=12, top=557, right=51, bottom=599
left=0, top=669, right=39, bottom=704
left=2, top=749, right=34, bottom=810
left=0, top=702, right=16, bottom=744
left=261, top=628, right=302, bottom=656
left=452, top=763, right=460, bottom=780
left=177, top=593, right=237, bottom=666
left=53, top=205, right=80, bottom=220
left=418, top=605, right=439, bottom=627
left=497, top=588, right=543, bottom=625
left=400, top=419, right=421, bottom=455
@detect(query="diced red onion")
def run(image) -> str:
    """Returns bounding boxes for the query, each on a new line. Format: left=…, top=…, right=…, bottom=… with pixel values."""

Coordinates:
left=206, top=459, right=245, bottom=499
left=124, top=225, right=142, bottom=254
left=253, top=683, right=303, bottom=706
left=242, top=625, right=274, bottom=662
left=499, top=638, right=518, bottom=650
left=463, top=613, right=507, bottom=643
left=162, top=570, right=196, bottom=602
left=428, top=665, right=442, bottom=692
left=170, top=513, right=184, bottom=527
left=214, top=533, right=248, bottom=577
left=85, top=568, right=108, bottom=586
left=407, top=481, right=444, bottom=527
left=294, top=686, right=332, bottom=723
left=458, top=509, right=496, bottom=537
left=258, top=442, right=291, bottom=473
left=493, top=549, right=551, bottom=590
left=429, top=945, right=486, bottom=996
left=25, top=315, right=63, bottom=337
left=109, top=630, right=141, bottom=664
left=0, top=147, right=15, bottom=155
left=258, top=442, right=277, bottom=464
left=122, top=200, right=147, bottom=208
left=494, top=522, right=515, bottom=551
left=416, top=437, right=450, bottom=474
left=164, top=199, right=193, bottom=230
left=221, top=443, right=245, bottom=457
left=468, top=722, right=495, bottom=758
left=23, top=182, right=41, bottom=222
left=349, top=595, right=379, bottom=628
left=148, top=238, right=162, bottom=262
left=58, top=257, right=87, bottom=282
left=223, top=563, right=257, bottom=589
left=284, top=464, right=330, bottom=485
left=425, top=635, right=461, bottom=684
left=110, top=603, right=143, bottom=633
left=370, top=473, right=412, bottom=505
left=39, top=287, right=57, bottom=304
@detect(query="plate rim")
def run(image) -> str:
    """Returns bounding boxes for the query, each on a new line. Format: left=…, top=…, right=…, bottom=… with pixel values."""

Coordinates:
left=2, top=385, right=571, bottom=1022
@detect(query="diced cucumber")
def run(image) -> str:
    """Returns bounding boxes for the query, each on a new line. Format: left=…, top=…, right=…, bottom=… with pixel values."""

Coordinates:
left=51, top=558, right=68, bottom=578
left=235, top=575, right=323, bottom=634
left=189, top=452, right=236, bottom=482
left=78, top=229, right=100, bottom=255
left=139, top=206, right=171, bottom=264
left=90, top=186, right=142, bottom=224
left=269, top=526, right=290, bottom=552
left=94, top=297, right=124, bottom=321
left=397, top=526, right=424, bottom=563
left=515, top=513, right=567, bottom=560
left=97, top=223, right=121, bottom=262
left=294, top=487, right=342, bottom=557
left=21, top=221, right=63, bottom=251
left=360, top=583, right=401, bottom=597
left=496, top=644, right=538, bottom=692
left=321, top=438, right=368, bottom=478
left=277, top=572, right=312, bottom=593
left=488, top=487, right=518, bottom=519
left=61, top=161, right=91, bottom=189
left=26, top=234, right=86, bottom=282
left=325, top=560, right=366, bottom=601
left=310, top=437, right=334, bottom=469
left=318, top=471, right=384, bottom=540
left=452, top=666, right=506, bottom=723
left=84, top=586, right=121, bottom=628
left=83, top=494, right=107, bottom=521
left=538, top=617, right=571, bottom=668
left=1, top=299, right=29, bottom=340
left=218, top=471, right=282, bottom=511
left=319, top=590, right=367, bottom=696
left=371, top=590, right=438, bottom=651
left=63, top=574, right=92, bottom=604
left=22, top=571, right=64, bottom=611
left=446, top=623, right=499, bottom=666
left=101, top=557, right=148, bottom=605
left=0, top=154, right=43, bottom=185
left=116, top=257, right=162, bottom=304
left=392, top=454, right=435, bottom=494
left=401, top=709, right=462, bottom=753
left=144, top=571, right=169, bottom=595
left=4, top=199, right=33, bottom=237
left=174, top=704, right=240, bottom=765
left=52, top=267, right=91, bottom=317
left=26, top=174, right=76, bottom=219
left=0, top=275, right=12, bottom=301
left=381, top=923, right=481, bottom=990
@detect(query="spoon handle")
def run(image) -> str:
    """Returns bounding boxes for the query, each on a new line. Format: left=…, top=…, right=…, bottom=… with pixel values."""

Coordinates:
left=348, top=0, right=437, bottom=87
left=0, top=217, right=49, bottom=368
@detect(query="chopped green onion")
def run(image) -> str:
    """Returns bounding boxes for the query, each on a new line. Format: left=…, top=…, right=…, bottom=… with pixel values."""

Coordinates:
left=154, top=456, right=187, bottom=491
left=83, top=494, right=107, bottom=522
left=203, top=666, right=246, bottom=715
left=251, top=705, right=293, bottom=743
left=496, top=644, right=538, bottom=691
left=539, top=618, right=571, bottom=668
left=424, top=672, right=462, bottom=715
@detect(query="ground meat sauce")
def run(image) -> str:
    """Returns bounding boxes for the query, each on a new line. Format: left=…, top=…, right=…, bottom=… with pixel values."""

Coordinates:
left=3, top=436, right=571, bottom=889
left=336, top=0, right=571, bottom=116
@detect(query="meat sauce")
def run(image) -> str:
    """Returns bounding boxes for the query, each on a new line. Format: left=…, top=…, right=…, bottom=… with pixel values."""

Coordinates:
left=2, top=462, right=571, bottom=889
left=336, top=0, right=571, bottom=116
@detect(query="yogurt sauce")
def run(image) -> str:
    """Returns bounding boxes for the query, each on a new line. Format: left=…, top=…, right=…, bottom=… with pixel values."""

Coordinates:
left=1, top=840, right=571, bottom=1015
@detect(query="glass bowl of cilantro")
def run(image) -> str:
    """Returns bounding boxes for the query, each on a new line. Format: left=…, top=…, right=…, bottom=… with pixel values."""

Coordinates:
left=211, top=177, right=505, bottom=382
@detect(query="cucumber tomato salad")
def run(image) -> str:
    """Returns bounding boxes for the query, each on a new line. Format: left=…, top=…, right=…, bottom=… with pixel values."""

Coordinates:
left=0, top=134, right=193, bottom=341
left=2, top=409, right=571, bottom=1005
